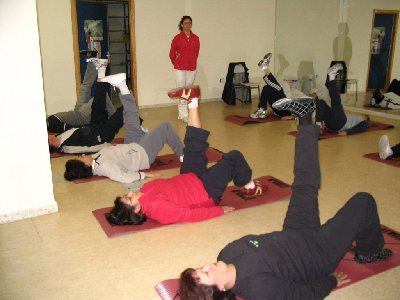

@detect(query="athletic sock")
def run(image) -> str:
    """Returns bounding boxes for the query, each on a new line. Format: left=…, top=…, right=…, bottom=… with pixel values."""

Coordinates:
left=188, top=98, right=198, bottom=109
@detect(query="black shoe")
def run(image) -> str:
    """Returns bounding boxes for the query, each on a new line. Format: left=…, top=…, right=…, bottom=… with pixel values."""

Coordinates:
left=272, top=97, right=315, bottom=118
left=79, top=50, right=98, bottom=58
left=373, top=88, right=384, bottom=103
left=354, top=248, right=392, bottom=264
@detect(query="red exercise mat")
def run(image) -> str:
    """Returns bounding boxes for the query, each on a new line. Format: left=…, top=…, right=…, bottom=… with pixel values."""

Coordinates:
left=92, top=175, right=292, bottom=238
left=73, top=147, right=224, bottom=184
left=363, top=152, right=400, bottom=168
left=288, top=121, right=394, bottom=139
left=224, top=114, right=289, bottom=125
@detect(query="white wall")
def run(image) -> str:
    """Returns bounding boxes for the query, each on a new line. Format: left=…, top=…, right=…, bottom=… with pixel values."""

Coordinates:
left=37, top=0, right=77, bottom=116
left=0, top=1, right=57, bottom=223
left=135, top=0, right=276, bottom=105
left=275, top=0, right=399, bottom=98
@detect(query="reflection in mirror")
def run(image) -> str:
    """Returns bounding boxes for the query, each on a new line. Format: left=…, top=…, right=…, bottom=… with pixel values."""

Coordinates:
left=275, top=0, right=399, bottom=117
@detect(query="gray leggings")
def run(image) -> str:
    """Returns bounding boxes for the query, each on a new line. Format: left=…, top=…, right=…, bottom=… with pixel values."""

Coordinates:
left=119, top=93, right=184, bottom=163
left=53, top=62, right=115, bottom=126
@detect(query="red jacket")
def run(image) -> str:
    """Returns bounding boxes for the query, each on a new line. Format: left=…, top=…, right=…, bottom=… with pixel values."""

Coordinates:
left=169, top=31, right=200, bottom=71
left=139, top=173, right=223, bottom=224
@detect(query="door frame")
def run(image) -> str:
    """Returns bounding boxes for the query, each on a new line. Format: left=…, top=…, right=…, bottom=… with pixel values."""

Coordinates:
left=71, top=0, right=138, bottom=102
left=366, top=9, right=398, bottom=91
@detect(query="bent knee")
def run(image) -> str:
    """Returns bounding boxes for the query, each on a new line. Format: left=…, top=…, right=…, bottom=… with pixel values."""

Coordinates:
left=351, top=192, right=376, bottom=207
left=224, top=150, right=245, bottom=160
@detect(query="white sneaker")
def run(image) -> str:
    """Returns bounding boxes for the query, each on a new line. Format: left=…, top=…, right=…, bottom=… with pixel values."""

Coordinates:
left=379, top=135, right=393, bottom=160
left=100, top=73, right=126, bottom=87
left=87, top=58, right=108, bottom=78
left=250, top=108, right=267, bottom=119
left=327, top=63, right=343, bottom=80
left=258, top=53, right=272, bottom=70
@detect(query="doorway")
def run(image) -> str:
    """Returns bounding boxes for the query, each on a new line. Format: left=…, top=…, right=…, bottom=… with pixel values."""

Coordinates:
left=367, top=10, right=398, bottom=91
left=71, top=0, right=138, bottom=102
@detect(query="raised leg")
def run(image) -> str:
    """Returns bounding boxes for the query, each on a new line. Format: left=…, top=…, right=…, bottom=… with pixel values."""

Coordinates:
left=138, top=122, right=184, bottom=163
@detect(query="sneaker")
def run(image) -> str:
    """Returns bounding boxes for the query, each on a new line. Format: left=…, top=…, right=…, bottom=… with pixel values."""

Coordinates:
left=87, top=58, right=108, bottom=70
left=250, top=108, right=267, bottom=119
left=354, top=248, right=392, bottom=264
left=327, top=63, right=343, bottom=80
left=100, top=73, right=126, bottom=87
left=379, top=135, right=393, bottom=160
left=80, top=50, right=98, bottom=58
left=372, top=88, right=384, bottom=104
left=167, top=86, right=201, bottom=102
left=272, top=97, right=315, bottom=118
left=242, top=181, right=268, bottom=199
left=87, top=58, right=108, bottom=78
left=258, top=53, right=272, bottom=70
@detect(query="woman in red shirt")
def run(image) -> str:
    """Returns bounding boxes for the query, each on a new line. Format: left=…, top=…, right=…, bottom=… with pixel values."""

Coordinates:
left=169, top=16, right=200, bottom=123
left=106, top=89, right=266, bottom=225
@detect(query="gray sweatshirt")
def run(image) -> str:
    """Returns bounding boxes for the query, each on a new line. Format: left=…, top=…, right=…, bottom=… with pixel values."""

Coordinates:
left=92, top=143, right=150, bottom=183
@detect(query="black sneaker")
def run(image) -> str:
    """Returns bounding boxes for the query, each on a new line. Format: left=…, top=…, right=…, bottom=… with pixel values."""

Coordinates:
left=258, top=53, right=272, bottom=70
left=372, top=88, right=384, bottom=103
left=354, top=248, right=392, bottom=264
left=272, top=97, right=315, bottom=118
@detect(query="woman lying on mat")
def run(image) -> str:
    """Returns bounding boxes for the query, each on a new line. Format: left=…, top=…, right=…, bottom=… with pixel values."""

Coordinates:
left=371, top=79, right=400, bottom=109
left=313, top=64, right=369, bottom=136
left=47, top=58, right=117, bottom=134
left=178, top=97, right=392, bottom=300
left=63, top=74, right=184, bottom=183
left=250, top=52, right=294, bottom=120
left=106, top=88, right=267, bottom=225
left=378, top=135, right=400, bottom=160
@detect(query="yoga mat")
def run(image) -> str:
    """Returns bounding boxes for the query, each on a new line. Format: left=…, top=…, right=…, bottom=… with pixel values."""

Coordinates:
left=50, top=137, right=124, bottom=158
left=154, top=224, right=400, bottom=299
left=363, top=152, right=400, bottom=168
left=155, top=279, right=244, bottom=300
left=364, top=104, right=392, bottom=110
left=92, top=175, right=291, bottom=238
left=224, top=114, right=289, bottom=126
left=288, top=121, right=394, bottom=139
left=334, top=224, right=400, bottom=290
left=73, top=147, right=224, bottom=184
left=145, top=147, right=224, bottom=172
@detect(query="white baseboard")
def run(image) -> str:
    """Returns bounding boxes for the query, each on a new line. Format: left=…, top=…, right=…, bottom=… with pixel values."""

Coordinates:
left=0, top=203, right=58, bottom=224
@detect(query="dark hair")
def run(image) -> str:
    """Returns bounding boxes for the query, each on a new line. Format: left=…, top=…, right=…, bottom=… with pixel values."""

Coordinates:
left=64, top=159, right=93, bottom=181
left=179, top=15, right=192, bottom=31
left=49, top=144, right=59, bottom=154
left=47, top=115, right=71, bottom=134
left=179, top=268, right=236, bottom=300
left=105, top=197, right=147, bottom=226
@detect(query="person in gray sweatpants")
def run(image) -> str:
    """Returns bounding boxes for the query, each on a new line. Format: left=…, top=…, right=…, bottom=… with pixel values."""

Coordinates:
left=63, top=73, right=184, bottom=183
left=46, top=61, right=116, bottom=133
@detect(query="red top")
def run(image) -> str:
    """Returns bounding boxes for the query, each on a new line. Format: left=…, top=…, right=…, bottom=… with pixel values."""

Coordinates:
left=139, top=173, right=223, bottom=224
left=169, top=31, right=200, bottom=71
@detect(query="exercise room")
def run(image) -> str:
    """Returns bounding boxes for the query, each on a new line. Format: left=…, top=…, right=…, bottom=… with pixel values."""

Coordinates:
left=1, top=0, right=399, bottom=299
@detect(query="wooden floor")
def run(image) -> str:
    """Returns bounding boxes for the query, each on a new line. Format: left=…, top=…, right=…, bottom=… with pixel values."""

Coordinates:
left=1, top=94, right=399, bottom=299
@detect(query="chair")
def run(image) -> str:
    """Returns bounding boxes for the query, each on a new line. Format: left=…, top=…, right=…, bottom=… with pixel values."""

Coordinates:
left=222, top=62, right=260, bottom=105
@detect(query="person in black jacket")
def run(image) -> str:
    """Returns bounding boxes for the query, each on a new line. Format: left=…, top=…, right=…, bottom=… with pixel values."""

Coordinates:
left=315, top=64, right=369, bottom=136
left=178, top=96, right=392, bottom=300
left=48, top=73, right=132, bottom=154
